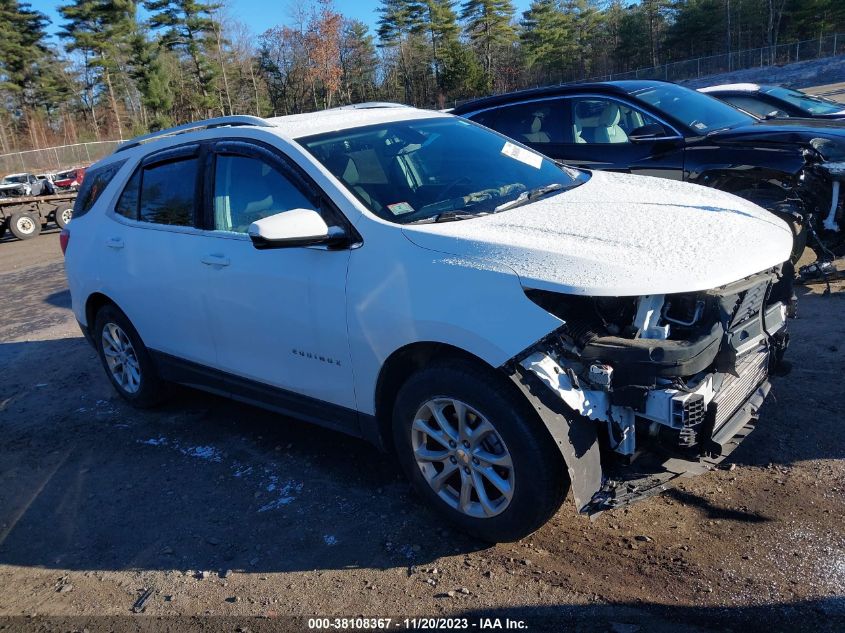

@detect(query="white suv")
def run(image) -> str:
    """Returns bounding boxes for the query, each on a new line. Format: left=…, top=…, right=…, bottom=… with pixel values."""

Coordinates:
left=63, top=107, right=793, bottom=541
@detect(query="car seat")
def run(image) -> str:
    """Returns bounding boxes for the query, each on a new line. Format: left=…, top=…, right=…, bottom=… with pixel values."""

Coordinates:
left=594, top=103, right=628, bottom=143
left=326, top=153, right=383, bottom=212
left=523, top=114, right=550, bottom=143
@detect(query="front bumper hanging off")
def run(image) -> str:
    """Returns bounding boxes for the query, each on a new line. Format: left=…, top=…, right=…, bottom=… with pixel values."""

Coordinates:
left=507, top=282, right=788, bottom=516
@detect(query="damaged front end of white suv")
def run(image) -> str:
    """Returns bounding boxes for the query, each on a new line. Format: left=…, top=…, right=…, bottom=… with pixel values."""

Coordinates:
left=506, top=267, right=791, bottom=514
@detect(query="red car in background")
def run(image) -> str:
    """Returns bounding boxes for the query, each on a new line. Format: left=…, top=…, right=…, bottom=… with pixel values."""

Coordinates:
left=54, top=167, right=86, bottom=191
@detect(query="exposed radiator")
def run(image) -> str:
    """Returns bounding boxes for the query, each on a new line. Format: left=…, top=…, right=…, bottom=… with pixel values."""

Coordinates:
left=711, top=345, right=770, bottom=430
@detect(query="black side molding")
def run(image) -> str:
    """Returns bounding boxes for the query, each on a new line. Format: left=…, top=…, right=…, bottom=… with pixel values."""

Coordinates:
left=151, top=351, right=363, bottom=439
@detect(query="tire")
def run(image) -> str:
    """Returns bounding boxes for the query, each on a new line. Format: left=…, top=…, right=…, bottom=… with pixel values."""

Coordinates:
left=9, top=212, right=41, bottom=240
left=55, top=206, right=73, bottom=229
left=392, top=359, right=568, bottom=542
left=93, top=304, right=166, bottom=408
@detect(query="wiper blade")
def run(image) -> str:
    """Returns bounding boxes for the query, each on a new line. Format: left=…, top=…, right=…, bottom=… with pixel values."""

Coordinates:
left=406, top=211, right=486, bottom=225
left=494, top=183, right=564, bottom=212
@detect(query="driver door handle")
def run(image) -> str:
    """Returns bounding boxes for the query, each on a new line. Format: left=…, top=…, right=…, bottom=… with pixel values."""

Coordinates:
left=105, top=237, right=124, bottom=249
left=201, top=254, right=230, bottom=268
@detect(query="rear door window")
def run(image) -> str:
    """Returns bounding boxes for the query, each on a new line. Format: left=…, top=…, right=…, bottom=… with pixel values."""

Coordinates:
left=138, top=157, right=199, bottom=226
left=484, top=100, right=568, bottom=144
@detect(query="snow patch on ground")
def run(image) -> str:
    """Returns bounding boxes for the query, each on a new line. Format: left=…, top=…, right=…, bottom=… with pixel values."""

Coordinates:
left=138, top=437, right=168, bottom=446
left=179, top=445, right=222, bottom=462
left=258, top=479, right=303, bottom=512
left=137, top=439, right=303, bottom=511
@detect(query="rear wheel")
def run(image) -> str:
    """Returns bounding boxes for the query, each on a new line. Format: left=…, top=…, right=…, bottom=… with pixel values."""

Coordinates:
left=55, top=207, right=73, bottom=229
left=93, top=304, right=166, bottom=408
left=9, top=212, right=41, bottom=240
left=392, top=360, right=568, bottom=542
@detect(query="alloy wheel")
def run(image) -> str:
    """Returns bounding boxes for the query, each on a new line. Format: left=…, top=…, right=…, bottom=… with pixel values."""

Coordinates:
left=101, top=322, right=141, bottom=394
left=411, top=398, right=515, bottom=518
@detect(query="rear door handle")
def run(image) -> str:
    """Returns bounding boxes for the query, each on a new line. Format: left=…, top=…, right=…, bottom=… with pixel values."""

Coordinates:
left=105, top=237, right=124, bottom=249
left=201, top=254, right=230, bottom=268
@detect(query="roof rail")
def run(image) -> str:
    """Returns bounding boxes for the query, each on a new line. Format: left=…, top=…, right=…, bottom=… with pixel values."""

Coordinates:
left=114, top=115, right=273, bottom=154
left=331, top=102, right=410, bottom=111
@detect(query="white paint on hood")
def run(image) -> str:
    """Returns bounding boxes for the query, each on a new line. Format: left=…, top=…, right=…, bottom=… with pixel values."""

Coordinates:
left=402, top=171, right=793, bottom=296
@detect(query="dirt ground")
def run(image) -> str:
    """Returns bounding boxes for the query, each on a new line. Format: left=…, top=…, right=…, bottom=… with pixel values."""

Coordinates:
left=1, top=229, right=844, bottom=631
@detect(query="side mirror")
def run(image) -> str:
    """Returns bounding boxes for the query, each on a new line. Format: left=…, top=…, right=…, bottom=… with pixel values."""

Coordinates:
left=248, top=209, right=341, bottom=249
left=628, top=123, right=680, bottom=143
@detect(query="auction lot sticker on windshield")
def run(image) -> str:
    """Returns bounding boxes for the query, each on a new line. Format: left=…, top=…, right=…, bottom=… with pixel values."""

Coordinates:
left=501, top=141, right=543, bottom=169
left=387, top=202, right=415, bottom=216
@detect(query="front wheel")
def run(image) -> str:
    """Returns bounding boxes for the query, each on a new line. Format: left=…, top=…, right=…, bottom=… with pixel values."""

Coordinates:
left=94, top=305, right=166, bottom=408
left=392, top=360, right=568, bottom=542
left=9, top=212, right=41, bottom=240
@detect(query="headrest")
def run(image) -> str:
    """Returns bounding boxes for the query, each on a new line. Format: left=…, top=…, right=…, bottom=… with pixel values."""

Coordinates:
left=598, top=103, right=621, bottom=126
left=530, top=116, right=542, bottom=133
left=341, top=158, right=359, bottom=185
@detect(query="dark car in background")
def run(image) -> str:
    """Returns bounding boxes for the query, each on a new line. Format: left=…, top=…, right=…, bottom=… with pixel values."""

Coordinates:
left=453, top=80, right=845, bottom=260
left=699, top=83, right=845, bottom=121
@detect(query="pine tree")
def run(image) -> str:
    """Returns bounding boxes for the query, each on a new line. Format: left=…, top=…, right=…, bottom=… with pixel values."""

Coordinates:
left=144, top=0, right=221, bottom=117
left=0, top=0, right=54, bottom=148
left=410, top=0, right=460, bottom=94
left=131, top=33, right=174, bottom=130
left=377, top=0, right=424, bottom=103
left=520, top=0, right=577, bottom=82
left=58, top=0, right=136, bottom=139
left=459, top=0, right=516, bottom=84
left=440, top=39, right=486, bottom=101
left=340, top=20, right=378, bottom=104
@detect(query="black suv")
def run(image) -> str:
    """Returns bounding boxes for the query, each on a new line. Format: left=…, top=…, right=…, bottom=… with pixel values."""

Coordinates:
left=453, top=80, right=845, bottom=260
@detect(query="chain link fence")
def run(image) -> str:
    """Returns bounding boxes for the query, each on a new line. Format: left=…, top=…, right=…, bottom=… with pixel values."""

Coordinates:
left=0, top=140, right=121, bottom=176
left=582, top=32, right=843, bottom=84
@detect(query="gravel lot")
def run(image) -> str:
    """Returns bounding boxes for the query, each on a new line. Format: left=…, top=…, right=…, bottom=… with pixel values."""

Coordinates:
left=0, top=215, right=843, bottom=631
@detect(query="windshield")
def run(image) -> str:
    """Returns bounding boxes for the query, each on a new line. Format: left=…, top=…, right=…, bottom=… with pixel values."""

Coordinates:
left=56, top=170, right=76, bottom=179
left=766, top=87, right=844, bottom=115
left=630, top=83, right=753, bottom=134
left=299, top=117, right=589, bottom=224
left=2, top=175, right=28, bottom=184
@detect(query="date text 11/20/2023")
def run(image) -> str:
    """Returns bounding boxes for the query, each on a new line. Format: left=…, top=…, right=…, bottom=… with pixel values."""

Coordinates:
left=307, top=617, right=529, bottom=630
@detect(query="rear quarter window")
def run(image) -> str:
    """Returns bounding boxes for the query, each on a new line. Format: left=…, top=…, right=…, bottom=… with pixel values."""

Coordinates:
left=73, top=160, right=127, bottom=219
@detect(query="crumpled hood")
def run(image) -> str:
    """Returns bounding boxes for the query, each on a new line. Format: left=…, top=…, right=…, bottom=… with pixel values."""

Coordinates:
left=402, top=171, right=793, bottom=296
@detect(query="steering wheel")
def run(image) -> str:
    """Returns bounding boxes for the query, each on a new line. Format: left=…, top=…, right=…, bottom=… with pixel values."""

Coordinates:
left=438, top=176, right=472, bottom=202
